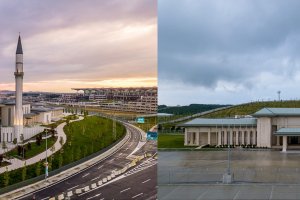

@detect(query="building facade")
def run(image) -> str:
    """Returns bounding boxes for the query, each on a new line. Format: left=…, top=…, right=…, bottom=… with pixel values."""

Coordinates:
left=181, top=108, right=300, bottom=152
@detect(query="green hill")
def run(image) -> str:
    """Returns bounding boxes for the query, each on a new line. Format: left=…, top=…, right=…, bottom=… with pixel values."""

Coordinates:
left=202, top=100, right=300, bottom=118
left=159, top=100, right=300, bottom=130
left=158, top=104, right=230, bottom=115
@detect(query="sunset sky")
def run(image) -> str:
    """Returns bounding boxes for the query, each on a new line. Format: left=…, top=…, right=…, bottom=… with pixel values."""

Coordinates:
left=0, top=0, right=156, bottom=92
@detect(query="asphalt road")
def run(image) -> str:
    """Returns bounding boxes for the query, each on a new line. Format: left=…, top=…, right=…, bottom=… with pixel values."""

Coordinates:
left=19, top=123, right=157, bottom=200
left=78, top=163, right=157, bottom=200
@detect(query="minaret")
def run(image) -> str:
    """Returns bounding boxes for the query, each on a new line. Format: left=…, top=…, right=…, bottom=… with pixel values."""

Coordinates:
left=14, top=35, right=24, bottom=143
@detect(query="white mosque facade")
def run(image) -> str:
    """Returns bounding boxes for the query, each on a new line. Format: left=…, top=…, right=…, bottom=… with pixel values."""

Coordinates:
left=0, top=36, right=64, bottom=143
left=181, top=108, right=300, bottom=152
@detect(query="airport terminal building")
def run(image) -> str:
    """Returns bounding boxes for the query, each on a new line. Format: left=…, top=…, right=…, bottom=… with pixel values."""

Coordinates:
left=181, top=108, right=300, bottom=152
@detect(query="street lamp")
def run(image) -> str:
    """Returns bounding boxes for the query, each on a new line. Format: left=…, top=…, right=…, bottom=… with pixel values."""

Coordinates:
left=45, top=129, right=48, bottom=179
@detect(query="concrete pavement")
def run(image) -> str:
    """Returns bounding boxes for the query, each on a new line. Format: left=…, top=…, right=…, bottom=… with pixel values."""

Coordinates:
left=159, top=184, right=300, bottom=200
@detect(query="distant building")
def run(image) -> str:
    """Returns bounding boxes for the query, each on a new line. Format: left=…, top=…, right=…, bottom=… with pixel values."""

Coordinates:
left=71, top=87, right=157, bottom=114
left=181, top=108, right=300, bottom=152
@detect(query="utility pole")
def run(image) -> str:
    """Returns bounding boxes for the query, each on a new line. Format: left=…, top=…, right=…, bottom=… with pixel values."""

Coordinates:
left=113, top=111, right=116, bottom=140
left=45, top=129, right=48, bottom=179
left=223, top=120, right=233, bottom=184
left=277, top=91, right=281, bottom=101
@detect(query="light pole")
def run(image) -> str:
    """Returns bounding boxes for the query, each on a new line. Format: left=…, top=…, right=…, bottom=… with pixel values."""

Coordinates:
left=45, top=129, right=48, bottom=179
left=227, top=124, right=231, bottom=176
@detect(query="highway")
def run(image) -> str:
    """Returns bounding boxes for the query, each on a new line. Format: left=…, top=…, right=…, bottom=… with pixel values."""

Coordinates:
left=18, top=122, right=157, bottom=200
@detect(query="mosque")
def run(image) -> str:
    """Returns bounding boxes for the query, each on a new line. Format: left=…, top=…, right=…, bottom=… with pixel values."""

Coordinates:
left=181, top=108, right=300, bottom=152
left=0, top=36, right=64, bottom=143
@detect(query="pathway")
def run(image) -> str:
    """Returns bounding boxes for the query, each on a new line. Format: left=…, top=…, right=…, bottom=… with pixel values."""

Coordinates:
left=0, top=116, right=84, bottom=173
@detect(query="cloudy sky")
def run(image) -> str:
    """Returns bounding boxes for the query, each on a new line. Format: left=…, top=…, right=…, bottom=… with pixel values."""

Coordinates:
left=0, top=0, right=156, bottom=92
left=159, top=0, right=300, bottom=105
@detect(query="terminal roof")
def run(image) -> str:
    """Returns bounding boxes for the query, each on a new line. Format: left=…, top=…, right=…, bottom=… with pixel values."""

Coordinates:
left=253, top=108, right=300, bottom=117
left=274, top=128, right=300, bottom=136
left=180, top=118, right=257, bottom=127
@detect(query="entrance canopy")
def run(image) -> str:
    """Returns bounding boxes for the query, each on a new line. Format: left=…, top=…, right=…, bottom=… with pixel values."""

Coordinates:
left=275, top=128, right=300, bottom=136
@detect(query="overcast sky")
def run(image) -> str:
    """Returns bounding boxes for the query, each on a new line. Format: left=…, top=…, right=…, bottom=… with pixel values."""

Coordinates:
left=0, top=0, right=156, bottom=92
left=159, top=0, right=300, bottom=106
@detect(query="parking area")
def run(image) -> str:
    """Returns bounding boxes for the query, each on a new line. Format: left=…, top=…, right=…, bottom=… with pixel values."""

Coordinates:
left=158, top=150, right=300, bottom=199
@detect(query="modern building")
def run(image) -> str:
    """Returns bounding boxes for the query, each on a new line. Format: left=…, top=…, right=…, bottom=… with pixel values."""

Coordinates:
left=181, top=108, right=300, bottom=152
left=71, top=87, right=157, bottom=114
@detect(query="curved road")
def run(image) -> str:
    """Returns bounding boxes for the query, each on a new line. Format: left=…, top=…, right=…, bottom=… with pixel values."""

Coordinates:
left=19, top=122, right=157, bottom=200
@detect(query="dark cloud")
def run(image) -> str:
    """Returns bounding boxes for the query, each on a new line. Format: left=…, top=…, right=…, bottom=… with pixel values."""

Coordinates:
left=159, top=0, right=300, bottom=91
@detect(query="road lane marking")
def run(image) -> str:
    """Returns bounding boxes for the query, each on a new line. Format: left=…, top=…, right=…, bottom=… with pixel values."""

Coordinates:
left=40, top=197, right=50, bottom=200
left=91, top=176, right=100, bottom=181
left=82, top=173, right=90, bottom=178
left=97, top=165, right=104, bottom=169
left=86, top=193, right=101, bottom=200
left=132, top=193, right=143, bottom=199
left=67, top=185, right=79, bottom=191
left=142, top=179, right=151, bottom=184
left=120, top=188, right=131, bottom=193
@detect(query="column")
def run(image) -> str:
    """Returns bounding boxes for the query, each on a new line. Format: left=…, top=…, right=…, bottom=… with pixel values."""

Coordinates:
left=184, top=131, right=188, bottom=145
left=195, top=132, right=199, bottom=145
left=218, top=131, right=221, bottom=146
left=253, top=131, right=257, bottom=145
left=229, top=130, right=233, bottom=145
left=242, top=131, right=245, bottom=145
left=235, top=131, right=239, bottom=145
left=247, top=131, right=251, bottom=145
left=282, top=136, right=287, bottom=152
left=224, top=131, right=227, bottom=145
left=208, top=130, right=211, bottom=145
left=276, top=136, right=280, bottom=146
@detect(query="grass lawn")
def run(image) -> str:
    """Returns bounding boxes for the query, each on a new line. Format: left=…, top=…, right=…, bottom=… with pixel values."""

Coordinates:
left=158, top=134, right=190, bottom=148
left=0, top=115, right=126, bottom=187
left=135, top=116, right=157, bottom=132
left=7, top=137, right=56, bottom=160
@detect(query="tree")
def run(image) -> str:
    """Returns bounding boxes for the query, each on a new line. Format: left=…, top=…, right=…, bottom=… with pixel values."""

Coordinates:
left=83, top=146, right=88, bottom=157
left=2, top=141, right=7, bottom=153
left=75, top=147, right=81, bottom=161
left=35, top=160, right=41, bottom=176
left=22, top=162, right=27, bottom=181
left=59, top=136, right=64, bottom=147
left=27, top=143, right=32, bottom=151
left=58, top=150, right=63, bottom=168
left=0, top=154, right=3, bottom=166
left=70, top=148, right=74, bottom=162
left=50, top=145, right=55, bottom=155
left=36, top=134, right=42, bottom=146
left=13, top=138, right=17, bottom=145
left=48, top=156, right=53, bottom=172
left=3, top=167, right=9, bottom=187
left=17, top=145, right=22, bottom=156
